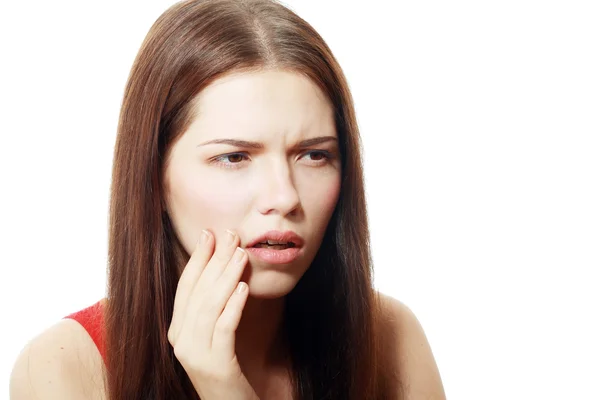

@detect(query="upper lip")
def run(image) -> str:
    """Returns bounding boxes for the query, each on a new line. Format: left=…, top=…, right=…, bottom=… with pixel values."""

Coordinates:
left=246, top=230, right=305, bottom=248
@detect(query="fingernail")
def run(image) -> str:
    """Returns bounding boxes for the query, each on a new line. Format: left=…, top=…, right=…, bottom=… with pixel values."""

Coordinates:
left=234, top=247, right=246, bottom=262
left=199, top=229, right=210, bottom=245
left=226, top=229, right=236, bottom=245
left=236, top=282, right=246, bottom=293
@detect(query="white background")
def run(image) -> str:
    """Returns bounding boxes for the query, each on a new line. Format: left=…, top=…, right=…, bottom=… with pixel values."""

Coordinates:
left=1, top=1, right=599, bottom=399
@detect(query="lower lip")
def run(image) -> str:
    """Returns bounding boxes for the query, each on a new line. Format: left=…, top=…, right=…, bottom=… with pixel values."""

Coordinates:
left=245, top=246, right=302, bottom=264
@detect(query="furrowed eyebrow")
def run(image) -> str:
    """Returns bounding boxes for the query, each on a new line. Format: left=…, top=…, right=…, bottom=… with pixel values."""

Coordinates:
left=297, top=136, right=338, bottom=148
left=197, top=139, right=264, bottom=149
left=197, top=136, right=338, bottom=149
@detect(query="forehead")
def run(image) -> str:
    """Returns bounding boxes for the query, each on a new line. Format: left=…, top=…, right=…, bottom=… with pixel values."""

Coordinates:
left=188, top=69, right=336, bottom=138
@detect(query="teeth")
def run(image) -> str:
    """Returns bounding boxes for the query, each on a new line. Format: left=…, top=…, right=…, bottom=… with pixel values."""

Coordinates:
left=252, top=239, right=296, bottom=249
left=253, top=240, right=295, bottom=249
left=255, top=243, right=289, bottom=249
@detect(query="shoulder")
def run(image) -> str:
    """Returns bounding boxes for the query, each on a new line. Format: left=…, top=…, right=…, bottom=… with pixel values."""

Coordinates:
left=376, top=292, right=447, bottom=399
left=10, top=318, right=106, bottom=400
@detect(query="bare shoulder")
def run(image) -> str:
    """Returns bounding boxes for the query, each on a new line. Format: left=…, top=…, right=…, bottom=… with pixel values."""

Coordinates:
left=376, top=292, right=447, bottom=400
left=10, top=318, right=106, bottom=400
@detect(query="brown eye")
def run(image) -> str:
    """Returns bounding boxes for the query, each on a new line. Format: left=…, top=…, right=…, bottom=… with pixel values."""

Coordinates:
left=302, top=151, right=331, bottom=163
left=212, top=152, right=250, bottom=169
left=227, top=154, right=244, bottom=163
left=309, top=152, right=326, bottom=161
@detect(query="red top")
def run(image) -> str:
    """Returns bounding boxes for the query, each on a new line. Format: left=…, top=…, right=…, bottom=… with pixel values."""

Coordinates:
left=64, top=299, right=106, bottom=365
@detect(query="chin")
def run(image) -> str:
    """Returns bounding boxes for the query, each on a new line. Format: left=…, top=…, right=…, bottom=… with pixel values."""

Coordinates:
left=243, top=268, right=304, bottom=299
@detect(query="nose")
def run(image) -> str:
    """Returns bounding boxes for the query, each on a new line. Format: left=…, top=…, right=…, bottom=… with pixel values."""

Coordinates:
left=256, top=162, right=301, bottom=216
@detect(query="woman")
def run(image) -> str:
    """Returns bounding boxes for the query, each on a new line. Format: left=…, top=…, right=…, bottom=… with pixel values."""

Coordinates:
left=10, top=0, right=445, bottom=399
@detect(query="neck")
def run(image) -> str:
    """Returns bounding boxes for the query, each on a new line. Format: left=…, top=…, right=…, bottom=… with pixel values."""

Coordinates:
left=235, top=294, right=289, bottom=375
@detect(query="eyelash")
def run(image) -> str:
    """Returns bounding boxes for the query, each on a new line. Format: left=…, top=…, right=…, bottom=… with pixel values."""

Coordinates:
left=210, top=150, right=334, bottom=170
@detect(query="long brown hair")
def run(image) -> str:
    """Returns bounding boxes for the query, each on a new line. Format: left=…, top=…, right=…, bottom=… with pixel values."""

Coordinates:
left=105, top=0, right=396, bottom=398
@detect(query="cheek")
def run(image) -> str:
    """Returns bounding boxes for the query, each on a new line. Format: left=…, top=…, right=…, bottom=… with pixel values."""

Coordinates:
left=326, top=176, right=342, bottom=209
left=319, top=180, right=341, bottom=217
left=301, top=173, right=341, bottom=221
left=185, top=177, right=249, bottom=213
left=167, top=170, right=252, bottom=250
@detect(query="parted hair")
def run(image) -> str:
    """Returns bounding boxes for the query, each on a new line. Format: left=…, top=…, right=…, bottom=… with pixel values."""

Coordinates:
left=105, top=0, right=397, bottom=398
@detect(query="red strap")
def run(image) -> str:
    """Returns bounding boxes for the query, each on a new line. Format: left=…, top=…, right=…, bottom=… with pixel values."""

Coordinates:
left=64, top=300, right=106, bottom=365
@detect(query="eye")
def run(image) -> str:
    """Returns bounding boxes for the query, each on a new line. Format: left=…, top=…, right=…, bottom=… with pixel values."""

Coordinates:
left=211, top=152, right=250, bottom=169
left=301, top=150, right=333, bottom=164
left=210, top=150, right=335, bottom=170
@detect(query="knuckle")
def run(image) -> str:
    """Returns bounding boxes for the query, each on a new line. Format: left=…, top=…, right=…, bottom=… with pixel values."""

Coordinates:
left=214, top=318, right=235, bottom=334
left=197, top=293, right=215, bottom=312
left=205, top=300, right=219, bottom=315
left=173, top=345, right=204, bottom=371
left=172, top=344, right=187, bottom=362
left=213, top=248, right=232, bottom=264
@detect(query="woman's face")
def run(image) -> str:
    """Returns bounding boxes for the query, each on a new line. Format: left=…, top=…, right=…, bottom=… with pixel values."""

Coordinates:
left=163, top=69, right=341, bottom=299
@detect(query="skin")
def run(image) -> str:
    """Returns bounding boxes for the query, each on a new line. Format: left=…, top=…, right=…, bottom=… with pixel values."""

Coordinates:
left=163, top=69, right=342, bottom=298
left=162, top=70, right=342, bottom=390
left=9, top=69, right=446, bottom=399
left=168, top=229, right=262, bottom=399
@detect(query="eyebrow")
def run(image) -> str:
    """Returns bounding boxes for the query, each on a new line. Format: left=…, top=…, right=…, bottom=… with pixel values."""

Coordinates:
left=197, top=136, right=338, bottom=149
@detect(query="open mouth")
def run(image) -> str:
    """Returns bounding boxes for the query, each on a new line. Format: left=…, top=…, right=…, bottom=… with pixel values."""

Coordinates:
left=252, top=241, right=296, bottom=250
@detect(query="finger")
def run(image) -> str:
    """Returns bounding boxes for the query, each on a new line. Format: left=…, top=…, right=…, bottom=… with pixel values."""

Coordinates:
left=168, top=229, right=214, bottom=344
left=177, top=230, right=215, bottom=296
left=194, top=229, right=239, bottom=293
left=211, top=281, right=249, bottom=355
left=208, top=247, right=249, bottom=313
left=217, top=247, right=250, bottom=297
left=186, top=247, right=248, bottom=351
left=213, top=229, right=239, bottom=263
